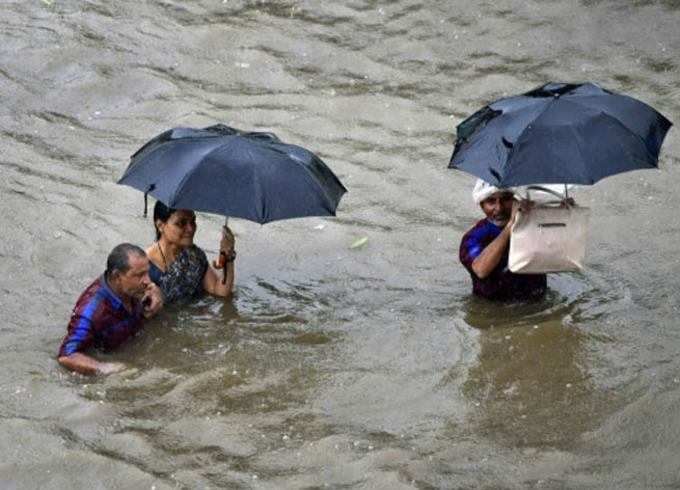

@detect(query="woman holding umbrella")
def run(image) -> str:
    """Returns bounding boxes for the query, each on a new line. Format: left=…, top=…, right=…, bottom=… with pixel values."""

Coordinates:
left=119, top=124, right=348, bottom=303
left=146, top=201, right=236, bottom=302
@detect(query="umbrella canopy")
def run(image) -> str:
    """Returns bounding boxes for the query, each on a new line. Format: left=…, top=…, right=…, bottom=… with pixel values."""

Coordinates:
left=118, top=124, right=347, bottom=224
left=449, top=82, right=672, bottom=187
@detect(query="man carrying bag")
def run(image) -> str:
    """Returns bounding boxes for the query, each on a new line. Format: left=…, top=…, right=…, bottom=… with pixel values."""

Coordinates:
left=460, top=180, right=589, bottom=301
left=459, top=180, right=548, bottom=301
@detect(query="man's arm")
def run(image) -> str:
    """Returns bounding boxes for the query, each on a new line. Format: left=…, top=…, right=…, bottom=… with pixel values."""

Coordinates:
left=471, top=225, right=512, bottom=279
left=58, top=305, right=126, bottom=376
left=471, top=201, right=524, bottom=279
left=58, top=353, right=125, bottom=376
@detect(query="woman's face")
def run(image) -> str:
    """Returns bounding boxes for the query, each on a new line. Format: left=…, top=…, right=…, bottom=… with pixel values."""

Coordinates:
left=158, top=210, right=197, bottom=247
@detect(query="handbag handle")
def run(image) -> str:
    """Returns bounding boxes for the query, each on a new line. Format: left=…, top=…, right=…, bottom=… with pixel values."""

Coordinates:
left=524, top=185, right=572, bottom=207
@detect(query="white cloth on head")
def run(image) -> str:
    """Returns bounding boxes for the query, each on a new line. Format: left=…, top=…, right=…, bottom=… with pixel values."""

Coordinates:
left=472, top=179, right=514, bottom=204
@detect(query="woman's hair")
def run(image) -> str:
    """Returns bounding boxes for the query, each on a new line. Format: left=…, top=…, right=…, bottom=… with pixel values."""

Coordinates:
left=153, top=200, right=177, bottom=240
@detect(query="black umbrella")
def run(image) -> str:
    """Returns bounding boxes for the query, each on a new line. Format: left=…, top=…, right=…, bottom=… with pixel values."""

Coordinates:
left=449, top=82, right=672, bottom=187
left=118, top=124, right=347, bottom=223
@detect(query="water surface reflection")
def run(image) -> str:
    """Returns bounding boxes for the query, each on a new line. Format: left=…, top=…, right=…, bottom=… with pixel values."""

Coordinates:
left=3, top=0, right=680, bottom=487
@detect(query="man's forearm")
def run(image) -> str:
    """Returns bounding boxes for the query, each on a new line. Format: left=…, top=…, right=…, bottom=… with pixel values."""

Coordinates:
left=58, top=353, right=104, bottom=375
left=471, top=226, right=511, bottom=279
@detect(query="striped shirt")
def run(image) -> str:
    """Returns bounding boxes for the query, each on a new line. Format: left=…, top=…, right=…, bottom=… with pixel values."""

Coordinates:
left=58, top=276, right=144, bottom=357
left=459, top=219, right=547, bottom=300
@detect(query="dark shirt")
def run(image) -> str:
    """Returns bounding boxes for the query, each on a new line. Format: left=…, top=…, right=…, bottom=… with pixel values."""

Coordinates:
left=149, top=244, right=208, bottom=303
left=459, top=219, right=547, bottom=300
left=58, top=276, right=144, bottom=357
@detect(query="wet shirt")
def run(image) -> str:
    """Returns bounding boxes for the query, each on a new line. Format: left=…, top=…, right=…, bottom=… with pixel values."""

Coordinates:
left=459, top=219, right=547, bottom=300
left=58, top=276, right=144, bottom=357
left=149, top=244, right=208, bottom=303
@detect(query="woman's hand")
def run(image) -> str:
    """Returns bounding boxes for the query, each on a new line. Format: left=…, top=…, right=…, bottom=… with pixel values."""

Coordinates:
left=206, top=225, right=236, bottom=295
left=220, top=225, right=235, bottom=253
left=97, top=362, right=127, bottom=375
left=213, top=226, right=236, bottom=269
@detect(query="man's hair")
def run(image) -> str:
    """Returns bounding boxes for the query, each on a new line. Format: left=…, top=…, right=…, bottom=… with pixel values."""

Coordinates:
left=105, top=243, right=146, bottom=279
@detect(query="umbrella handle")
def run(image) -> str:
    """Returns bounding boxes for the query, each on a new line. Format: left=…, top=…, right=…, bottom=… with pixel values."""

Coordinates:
left=212, top=217, right=231, bottom=284
left=214, top=250, right=237, bottom=285
left=219, top=251, right=227, bottom=284
left=213, top=251, right=228, bottom=284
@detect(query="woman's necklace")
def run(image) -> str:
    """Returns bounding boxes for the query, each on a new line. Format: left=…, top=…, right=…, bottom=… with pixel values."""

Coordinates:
left=157, top=241, right=168, bottom=270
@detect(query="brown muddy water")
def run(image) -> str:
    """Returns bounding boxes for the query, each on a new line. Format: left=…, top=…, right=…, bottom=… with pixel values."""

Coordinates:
left=2, top=0, right=680, bottom=488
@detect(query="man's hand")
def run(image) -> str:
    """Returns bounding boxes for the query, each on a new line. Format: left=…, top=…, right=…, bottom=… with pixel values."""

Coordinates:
left=97, top=362, right=127, bottom=375
left=58, top=353, right=126, bottom=376
left=507, top=199, right=534, bottom=229
left=142, top=283, right=163, bottom=318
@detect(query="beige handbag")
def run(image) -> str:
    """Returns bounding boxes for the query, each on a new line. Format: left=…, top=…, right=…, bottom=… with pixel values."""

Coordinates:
left=508, top=187, right=590, bottom=274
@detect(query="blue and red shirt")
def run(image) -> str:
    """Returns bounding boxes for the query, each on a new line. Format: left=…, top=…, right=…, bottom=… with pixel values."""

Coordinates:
left=58, top=276, right=144, bottom=357
left=459, top=219, right=547, bottom=300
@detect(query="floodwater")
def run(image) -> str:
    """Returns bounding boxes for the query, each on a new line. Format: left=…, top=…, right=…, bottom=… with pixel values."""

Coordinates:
left=2, top=0, right=680, bottom=488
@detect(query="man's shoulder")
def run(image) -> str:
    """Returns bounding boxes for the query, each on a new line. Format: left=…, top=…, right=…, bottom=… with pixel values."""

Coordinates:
left=73, top=276, right=109, bottom=313
left=462, top=219, right=494, bottom=241
left=460, top=219, right=502, bottom=264
left=77, top=276, right=103, bottom=298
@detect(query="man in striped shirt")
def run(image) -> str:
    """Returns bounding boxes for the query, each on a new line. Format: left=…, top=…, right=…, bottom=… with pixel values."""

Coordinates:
left=459, top=180, right=547, bottom=300
left=58, top=243, right=163, bottom=375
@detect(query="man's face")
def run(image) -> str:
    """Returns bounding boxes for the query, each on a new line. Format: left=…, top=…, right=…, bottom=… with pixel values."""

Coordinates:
left=480, top=192, right=515, bottom=226
left=111, top=253, right=151, bottom=300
